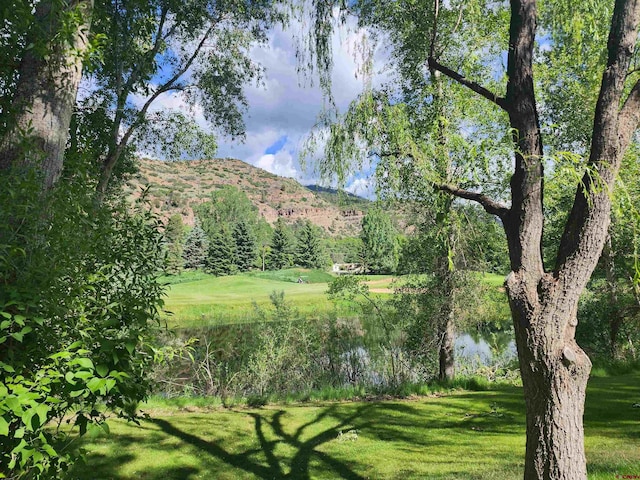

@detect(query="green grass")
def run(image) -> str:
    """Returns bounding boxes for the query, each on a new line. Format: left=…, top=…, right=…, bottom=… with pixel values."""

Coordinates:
left=67, top=372, right=640, bottom=479
left=160, top=270, right=396, bottom=327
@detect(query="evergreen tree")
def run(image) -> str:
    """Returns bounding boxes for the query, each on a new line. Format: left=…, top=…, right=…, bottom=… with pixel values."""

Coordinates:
left=164, top=214, right=185, bottom=274
left=295, top=220, right=325, bottom=268
left=182, top=220, right=209, bottom=270
left=205, top=227, right=236, bottom=276
left=233, top=220, right=257, bottom=272
left=268, top=218, right=294, bottom=270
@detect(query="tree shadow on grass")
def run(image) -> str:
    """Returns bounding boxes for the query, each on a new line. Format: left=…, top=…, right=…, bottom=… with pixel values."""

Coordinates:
left=150, top=404, right=371, bottom=480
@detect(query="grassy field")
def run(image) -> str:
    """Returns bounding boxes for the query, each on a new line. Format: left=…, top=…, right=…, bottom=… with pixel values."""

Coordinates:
left=68, top=372, right=640, bottom=479
left=160, top=269, right=396, bottom=327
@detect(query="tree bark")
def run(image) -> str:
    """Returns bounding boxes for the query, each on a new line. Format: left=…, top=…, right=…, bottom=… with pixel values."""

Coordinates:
left=0, top=0, right=94, bottom=190
left=438, top=302, right=455, bottom=382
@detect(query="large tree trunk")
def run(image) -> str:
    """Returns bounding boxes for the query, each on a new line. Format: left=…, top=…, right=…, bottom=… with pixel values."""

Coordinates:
left=506, top=272, right=592, bottom=479
left=500, top=1, right=640, bottom=478
left=0, top=0, right=93, bottom=189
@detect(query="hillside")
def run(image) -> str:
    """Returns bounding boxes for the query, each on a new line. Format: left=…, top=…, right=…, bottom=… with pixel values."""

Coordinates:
left=123, top=158, right=368, bottom=236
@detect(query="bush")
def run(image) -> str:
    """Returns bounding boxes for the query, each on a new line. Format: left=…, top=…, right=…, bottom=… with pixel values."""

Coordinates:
left=0, top=167, right=165, bottom=478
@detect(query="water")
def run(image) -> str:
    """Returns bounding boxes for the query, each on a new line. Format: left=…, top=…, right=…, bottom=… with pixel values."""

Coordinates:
left=455, top=332, right=517, bottom=369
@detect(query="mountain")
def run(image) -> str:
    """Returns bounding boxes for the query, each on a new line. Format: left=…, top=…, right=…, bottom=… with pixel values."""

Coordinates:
left=124, top=158, right=368, bottom=236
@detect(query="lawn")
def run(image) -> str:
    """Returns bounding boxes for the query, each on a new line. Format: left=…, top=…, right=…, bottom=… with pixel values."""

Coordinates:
left=160, top=269, right=396, bottom=327
left=68, top=372, right=640, bottom=479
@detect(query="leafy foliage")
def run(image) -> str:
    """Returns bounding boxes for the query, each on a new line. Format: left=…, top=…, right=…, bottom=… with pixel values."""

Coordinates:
left=360, top=208, right=398, bottom=274
left=0, top=164, right=165, bottom=479
left=164, top=214, right=185, bottom=275
left=233, top=221, right=258, bottom=272
left=205, top=227, right=237, bottom=277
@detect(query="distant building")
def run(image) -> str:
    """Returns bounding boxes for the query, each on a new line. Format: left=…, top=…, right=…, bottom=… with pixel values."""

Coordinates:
left=332, top=263, right=364, bottom=275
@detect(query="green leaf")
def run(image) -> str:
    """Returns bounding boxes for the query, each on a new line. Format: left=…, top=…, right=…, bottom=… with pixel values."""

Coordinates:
left=10, top=331, right=24, bottom=342
left=96, top=364, right=109, bottom=377
left=72, top=357, right=94, bottom=370
left=65, top=371, right=76, bottom=385
left=105, top=378, right=116, bottom=392
left=0, top=416, right=9, bottom=436
left=86, top=377, right=105, bottom=393
left=35, top=403, right=49, bottom=428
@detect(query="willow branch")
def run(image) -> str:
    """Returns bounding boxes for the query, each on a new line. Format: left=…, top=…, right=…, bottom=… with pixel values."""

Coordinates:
left=427, top=57, right=508, bottom=110
left=435, top=183, right=509, bottom=218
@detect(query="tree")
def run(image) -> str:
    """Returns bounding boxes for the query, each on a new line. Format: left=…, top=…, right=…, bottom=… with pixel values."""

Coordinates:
left=164, top=214, right=185, bottom=274
left=360, top=208, right=397, bottom=274
left=206, top=227, right=237, bottom=276
left=182, top=220, right=209, bottom=270
left=0, top=0, right=94, bottom=190
left=233, top=221, right=258, bottom=272
left=196, top=185, right=266, bottom=238
left=295, top=220, right=326, bottom=268
left=0, top=163, right=166, bottom=478
left=268, top=218, right=294, bottom=270
left=306, top=0, right=640, bottom=477
left=81, top=0, right=282, bottom=198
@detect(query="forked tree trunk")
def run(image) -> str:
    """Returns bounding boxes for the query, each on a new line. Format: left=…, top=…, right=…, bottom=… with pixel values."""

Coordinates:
left=0, top=0, right=93, bottom=189
left=429, top=0, right=640, bottom=477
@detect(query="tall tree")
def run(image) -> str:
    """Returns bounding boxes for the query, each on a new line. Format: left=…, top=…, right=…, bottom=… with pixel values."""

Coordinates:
left=196, top=185, right=261, bottom=237
left=360, top=208, right=397, bottom=274
left=233, top=220, right=257, bottom=272
left=268, top=218, right=294, bottom=270
left=305, top=0, right=640, bottom=477
left=182, top=220, right=209, bottom=270
left=0, top=0, right=94, bottom=189
left=206, top=226, right=237, bottom=276
left=77, top=0, right=282, bottom=198
left=164, top=214, right=185, bottom=274
left=295, top=220, right=325, bottom=268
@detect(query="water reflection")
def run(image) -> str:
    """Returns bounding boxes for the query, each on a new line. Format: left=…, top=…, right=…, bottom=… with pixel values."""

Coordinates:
left=455, top=332, right=517, bottom=369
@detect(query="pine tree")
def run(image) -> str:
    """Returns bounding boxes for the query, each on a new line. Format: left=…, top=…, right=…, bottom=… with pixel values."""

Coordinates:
left=182, top=220, right=209, bottom=270
left=233, top=220, right=257, bottom=272
left=164, top=214, right=185, bottom=274
left=268, top=218, right=293, bottom=270
left=295, top=220, right=325, bottom=268
left=205, top=227, right=236, bottom=276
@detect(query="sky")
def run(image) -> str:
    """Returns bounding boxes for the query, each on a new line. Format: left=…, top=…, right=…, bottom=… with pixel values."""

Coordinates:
left=151, top=18, right=385, bottom=197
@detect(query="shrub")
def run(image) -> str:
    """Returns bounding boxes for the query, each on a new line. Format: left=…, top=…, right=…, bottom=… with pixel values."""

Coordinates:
left=0, top=167, right=165, bottom=478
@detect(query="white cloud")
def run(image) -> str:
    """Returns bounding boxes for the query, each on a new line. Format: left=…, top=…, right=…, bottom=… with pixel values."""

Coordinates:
left=255, top=149, right=299, bottom=179
left=345, top=177, right=375, bottom=198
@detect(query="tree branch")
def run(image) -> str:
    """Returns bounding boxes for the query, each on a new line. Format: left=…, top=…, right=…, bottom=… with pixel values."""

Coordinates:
left=555, top=0, right=640, bottom=281
left=427, top=57, right=508, bottom=110
left=618, top=78, right=640, bottom=150
left=435, top=183, right=509, bottom=218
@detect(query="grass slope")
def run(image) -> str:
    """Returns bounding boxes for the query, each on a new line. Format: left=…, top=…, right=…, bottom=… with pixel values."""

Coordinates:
left=161, top=270, right=393, bottom=327
left=68, top=372, right=640, bottom=479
